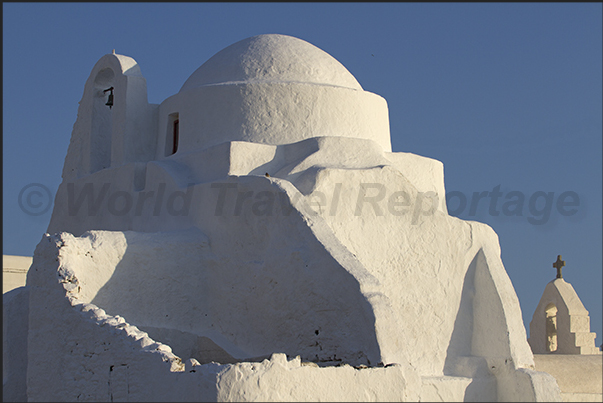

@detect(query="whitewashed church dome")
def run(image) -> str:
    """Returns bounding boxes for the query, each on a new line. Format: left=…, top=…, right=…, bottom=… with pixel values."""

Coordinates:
left=158, top=34, right=391, bottom=154
left=180, top=34, right=363, bottom=92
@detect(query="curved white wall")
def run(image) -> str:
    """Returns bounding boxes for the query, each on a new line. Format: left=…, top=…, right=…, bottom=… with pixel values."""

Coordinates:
left=157, top=82, right=391, bottom=158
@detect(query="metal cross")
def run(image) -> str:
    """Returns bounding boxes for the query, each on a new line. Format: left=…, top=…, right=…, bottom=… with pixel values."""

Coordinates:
left=553, top=255, right=565, bottom=279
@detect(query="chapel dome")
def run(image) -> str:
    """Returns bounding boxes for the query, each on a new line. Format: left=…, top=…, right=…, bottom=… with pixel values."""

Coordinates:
left=180, top=34, right=363, bottom=92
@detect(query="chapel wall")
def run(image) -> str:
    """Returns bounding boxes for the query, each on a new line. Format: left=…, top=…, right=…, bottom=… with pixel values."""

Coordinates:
left=156, top=82, right=391, bottom=160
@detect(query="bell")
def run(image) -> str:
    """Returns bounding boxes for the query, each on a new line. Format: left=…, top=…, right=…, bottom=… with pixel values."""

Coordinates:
left=105, top=93, right=114, bottom=109
left=103, top=86, right=114, bottom=109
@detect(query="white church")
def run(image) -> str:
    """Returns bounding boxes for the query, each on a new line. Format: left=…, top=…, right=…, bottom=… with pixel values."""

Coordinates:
left=3, top=34, right=601, bottom=402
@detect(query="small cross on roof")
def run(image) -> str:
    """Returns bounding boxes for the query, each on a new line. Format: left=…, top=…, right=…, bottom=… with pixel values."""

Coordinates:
left=553, top=255, right=565, bottom=279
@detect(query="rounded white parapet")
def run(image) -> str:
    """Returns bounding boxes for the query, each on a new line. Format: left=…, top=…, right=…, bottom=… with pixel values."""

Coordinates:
left=157, top=34, right=391, bottom=158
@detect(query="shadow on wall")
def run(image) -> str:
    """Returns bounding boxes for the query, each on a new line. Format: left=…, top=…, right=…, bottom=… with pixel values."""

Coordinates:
left=444, top=253, right=477, bottom=369
left=84, top=186, right=386, bottom=367
left=444, top=252, right=495, bottom=401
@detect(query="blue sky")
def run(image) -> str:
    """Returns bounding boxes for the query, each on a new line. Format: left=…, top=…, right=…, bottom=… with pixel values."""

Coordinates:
left=3, top=3, right=601, bottom=346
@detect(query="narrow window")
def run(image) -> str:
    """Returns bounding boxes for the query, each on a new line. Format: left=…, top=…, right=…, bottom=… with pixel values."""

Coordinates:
left=172, top=119, right=179, bottom=154
left=165, top=113, right=180, bottom=156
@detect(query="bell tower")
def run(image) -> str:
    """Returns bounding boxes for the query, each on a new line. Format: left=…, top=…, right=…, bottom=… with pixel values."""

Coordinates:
left=528, top=256, right=600, bottom=355
left=61, top=52, right=158, bottom=182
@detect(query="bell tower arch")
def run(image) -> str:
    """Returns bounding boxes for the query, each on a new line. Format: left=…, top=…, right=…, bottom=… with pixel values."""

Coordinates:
left=544, top=303, right=558, bottom=352
left=90, top=67, right=115, bottom=173
left=61, top=52, right=158, bottom=182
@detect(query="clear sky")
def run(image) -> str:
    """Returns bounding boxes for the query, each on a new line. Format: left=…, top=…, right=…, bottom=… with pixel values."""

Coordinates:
left=3, top=3, right=602, bottom=346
